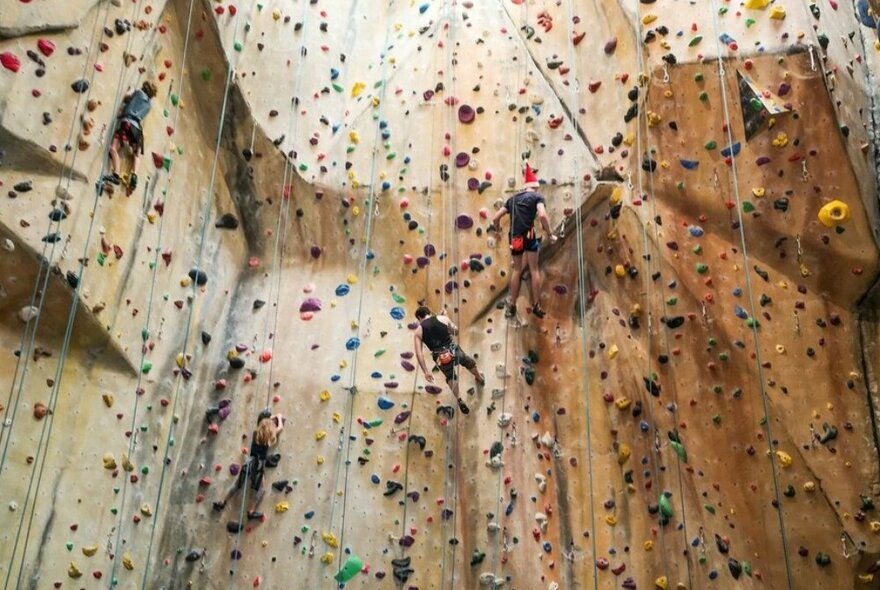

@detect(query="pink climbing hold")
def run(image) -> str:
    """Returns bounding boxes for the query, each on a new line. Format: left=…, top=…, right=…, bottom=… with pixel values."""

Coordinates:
left=1, top=52, right=21, bottom=73
left=37, top=39, right=56, bottom=57
left=259, top=349, right=272, bottom=363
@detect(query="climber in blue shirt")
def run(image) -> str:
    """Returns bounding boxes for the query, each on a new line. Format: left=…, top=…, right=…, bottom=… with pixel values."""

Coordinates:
left=103, top=80, right=158, bottom=191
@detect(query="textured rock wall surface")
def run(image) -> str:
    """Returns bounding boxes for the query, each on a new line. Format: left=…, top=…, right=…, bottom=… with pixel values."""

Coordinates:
left=1, top=0, right=880, bottom=589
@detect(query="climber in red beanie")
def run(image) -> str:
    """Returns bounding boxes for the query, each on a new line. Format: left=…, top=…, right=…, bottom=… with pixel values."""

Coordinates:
left=489, top=163, right=557, bottom=320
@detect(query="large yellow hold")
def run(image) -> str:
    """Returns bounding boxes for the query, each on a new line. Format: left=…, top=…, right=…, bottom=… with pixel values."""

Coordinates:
left=818, top=200, right=850, bottom=227
left=744, top=0, right=770, bottom=8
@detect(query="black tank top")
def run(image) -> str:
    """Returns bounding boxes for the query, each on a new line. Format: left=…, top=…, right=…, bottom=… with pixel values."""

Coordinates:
left=420, top=316, right=452, bottom=352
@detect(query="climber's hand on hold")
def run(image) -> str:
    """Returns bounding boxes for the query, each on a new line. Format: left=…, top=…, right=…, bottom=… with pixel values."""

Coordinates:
left=423, top=370, right=435, bottom=383
left=550, top=234, right=558, bottom=244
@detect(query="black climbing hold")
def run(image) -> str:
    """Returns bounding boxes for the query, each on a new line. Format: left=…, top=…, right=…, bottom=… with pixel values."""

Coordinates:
left=644, top=377, right=661, bottom=397
left=663, top=316, right=685, bottom=329
left=728, top=558, right=742, bottom=579
left=265, top=453, right=281, bottom=468
left=271, top=480, right=289, bottom=491
left=66, top=271, right=79, bottom=288
left=229, top=357, right=245, bottom=370
left=215, top=213, right=239, bottom=229
left=185, top=550, right=202, bottom=562
left=48, top=209, right=66, bottom=222
left=715, top=534, right=729, bottom=554
left=815, top=552, right=831, bottom=566
left=71, top=79, right=89, bottom=93
left=226, top=522, right=243, bottom=534
left=13, top=181, right=33, bottom=193
left=201, top=331, right=212, bottom=345
left=253, top=299, right=266, bottom=310
left=189, top=268, right=208, bottom=286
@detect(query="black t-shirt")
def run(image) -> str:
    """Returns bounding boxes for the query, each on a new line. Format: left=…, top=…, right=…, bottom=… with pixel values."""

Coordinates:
left=250, top=433, right=269, bottom=461
left=420, top=316, right=452, bottom=353
left=504, top=191, right=545, bottom=236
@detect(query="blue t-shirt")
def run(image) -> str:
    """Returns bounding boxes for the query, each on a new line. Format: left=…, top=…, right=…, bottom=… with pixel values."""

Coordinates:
left=122, top=89, right=152, bottom=126
left=504, top=191, right=545, bottom=236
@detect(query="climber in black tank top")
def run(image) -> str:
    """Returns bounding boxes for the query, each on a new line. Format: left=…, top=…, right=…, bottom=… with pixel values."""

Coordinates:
left=413, top=306, right=485, bottom=416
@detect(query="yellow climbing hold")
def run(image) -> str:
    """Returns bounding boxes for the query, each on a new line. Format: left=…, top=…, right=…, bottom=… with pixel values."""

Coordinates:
left=655, top=576, right=668, bottom=590
left=371, top=96, right=380, bottom=107
left=818, top=200, right=850, bottom=227
left=315, top=430, right=327, bottom=441
left=615, top=397, right=632, bottom=411
left=352, top=206, right=361, bottom=217
left=870, top=521, right=880, bottom=534
left=771, top=132, right=788, bottom=147
left=744, top=0, right=769, bottom=8
left=803, top=481, right=816, bottom=492
left=275, top=501, right=289, bottom=513
left=646, top=110, right=662, bottom=127
left=605, top=514, right=618, bottom=526
left=752, top=187, right=765, bottom=198
left=859, top=573, right=875, bottom=583
left=642, top=14, right=658, bottom=24
left=320, top=390, right=331, bottom=401
left=332, top=412, right=342, bottom=423
left=68, top=563, right=83, bottom=578
left=82, top=545, right=98, bottom=557
left=103, top=453, right=117, bottom=470
left=618, top=443, right=631, bottom=465
left=317, top=455, right=325, bottom=465
left=122, top=553, right=134, bottom=571
left=351, top=81, right=365, bottom=97
left=321, top=552, right=335, bottom=564
left=347, top=274, right=358, bottom=285
left=176, top=352, right=186, bottom=368
left=322, top=532, right=339, bottom=548
left=769, top=5, right=786, bottom=19
left=776, top=450, right=793, bottom=468
left=775, top=344, right=786, bottom=354
left=610, top=186, right=622, bottom=205
left=121, top=454, right=134, bottom=472
left=102, top=393, right=114, bottom=407
left=644, top=540, right=654, bottom=551
left=349, top=131, right=360, bottom=144
left=140, top=503, right=152, bottom=517
left=272, top=8, right=281, bottom=20
left=614, top=264, right=626, bottom=278
left=608, top=344, right=619, bottom=359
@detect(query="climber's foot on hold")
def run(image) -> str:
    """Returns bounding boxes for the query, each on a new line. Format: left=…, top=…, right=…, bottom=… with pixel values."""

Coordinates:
left=532, top=302, right=546, bottom=319
left=475, top=372, right=486, bottom=387
left=247, top=511, right=263, bottom=521
left=129, top=173, right=138, bottom=190
left=504, top=304, right=517, bottom=320
left=457, top=397, right=470, bottom=415
left=103, top=172, right=121, bottom=186
left=212, top=501, right=226, bottom=512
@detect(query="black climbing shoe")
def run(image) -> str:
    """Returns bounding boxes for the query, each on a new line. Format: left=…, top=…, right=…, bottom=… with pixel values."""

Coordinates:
left=532, top=303, right=546, bottom=319
left=504, top=304, right=517, bottom=319
left=103, top=173, right=121, bottom=185
left=457, top=398, right=470, bottom=415
left=129, top=173, right=138, bottom=190
left=247, top=511, right=263, bottom=520
left=436, top=405, right=455, bottom=419
left=475, top=372, right=485, bottom=387
left=212, top=501, right=226, bottom=512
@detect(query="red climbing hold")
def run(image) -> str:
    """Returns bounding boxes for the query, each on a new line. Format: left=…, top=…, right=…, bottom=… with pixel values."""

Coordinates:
left=1, top=52, right=21, bottom=73
left=37, top=39, right=55, bottom=57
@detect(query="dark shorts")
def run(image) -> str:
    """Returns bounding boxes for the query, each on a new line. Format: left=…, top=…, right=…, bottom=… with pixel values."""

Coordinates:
left=432, top=345, right=476, bottom=382
left=236, top=457, right=265, bottom=492
left=114, top=119, right=144, bottom=155
left=510, top=229, right=540, bottom=255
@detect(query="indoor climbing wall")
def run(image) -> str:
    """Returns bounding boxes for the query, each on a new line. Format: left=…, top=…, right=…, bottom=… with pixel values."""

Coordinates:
left=1, top=0, right=879, bottom=589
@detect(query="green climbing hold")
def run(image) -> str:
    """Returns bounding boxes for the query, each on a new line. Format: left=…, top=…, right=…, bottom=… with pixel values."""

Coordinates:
left=170, top=94, right=179, bottom=106
left=141, top=361, right=153, bottom=374
left=97, top=252, right=106, bottom=266
left=470, top=550, right=486, bottom=566
left=392, top=292, right=406, bottom=304
left=201, top=68, right=211, bottom=81
left=696, top=263, right=709, bottom=274
left=688, top=35, right=703, bottom=47
left=704, top=140, right=717, bottom=150
left=334, top=554, right=363, bottom=582
left=815, top=552, right=831, bottom=566
left=670, top=440, right=688, bottom=463
left=698, top=91, right=708, bottom=102
left=659, top=494, right=673, bottom=518
left=234, top=42, right=243, bottom=52
left=742, top=201, right=755, bottom=213
left=704, top=504, right=716, bottom=514
left=742, top=561, right=752, bottom=576
left=141, top=329, right=149, bottom=341
left=490, top=441, right=503, bottom=459
left=712, top=414, right=722, bottom=424
left=692, top=245, right=702, bottom=255
left=524, top=367, right=535, bottom=385
left=694, top=72, right=705, bottom=83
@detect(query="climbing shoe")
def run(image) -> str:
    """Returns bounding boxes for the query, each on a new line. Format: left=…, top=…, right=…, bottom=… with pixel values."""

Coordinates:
left=103, top=172, right=121, bottom=185
left=129, top=173, right=138, bottom=189
left=247, top=511, right=263, bottom=520
left=212, top=501, right=226, bottom=512
left=504, top=304, right=517, bottom=319
left=457, top=397, right=470, bottom=415
left=475, top=372, right=486, bottom=387
left=532, top=303, right=546, bottom=319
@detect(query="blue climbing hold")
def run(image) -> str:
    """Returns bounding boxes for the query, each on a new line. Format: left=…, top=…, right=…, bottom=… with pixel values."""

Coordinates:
left=390, top=306, right=405, bottom=320
left=336, top=284, right=350, bottom=296
left=680, top=159, right=699, bottom=170
left=734, top=305, right=749, bottom=320
left=331, top=374, right=341, bottom=382
left=640, top=420, right=649, bottom=432
left=346, top=338, right=361, bottom=351
left=378, top=396, right=395, bottom=410
left=304, top=510, right=315, bottom=519
left=688, top=225, right=704, bottom=237
left=484, top=256, right=492, bottom=266
left=330, top=68, right=339, bottom=80
left=371, top=474, right=380, bottom=484
left=720, top=142, right=741, bottom=158
left=370, top=371, right=383, bottom=379
left=419, top=3, right=429, bottom=13
left=532, top=411, right=540, bottom=422
left=732, top=287, right=742, bottom=297
left=542, top=542, right=552, bottom=553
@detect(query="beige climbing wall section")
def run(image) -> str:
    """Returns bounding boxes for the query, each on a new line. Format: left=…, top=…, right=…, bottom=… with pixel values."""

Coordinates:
left=1, top=0, right=879, bottom=589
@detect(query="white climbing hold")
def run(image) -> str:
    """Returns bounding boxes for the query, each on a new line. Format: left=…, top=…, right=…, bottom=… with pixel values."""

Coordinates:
left=535, top=473, right=547, bottom=493
left=540, top=432, right=555, bottom=448
left=8, top=500, right=18, bottom=511
left=18, top=306, right=39, bottom=323
left=535, top=511, right=549, bottom=532
left=3, top=239, right=14, bottom=252
left=479, top=573, right=505, bottom=586
left=497, top=413, right=512, bottom=428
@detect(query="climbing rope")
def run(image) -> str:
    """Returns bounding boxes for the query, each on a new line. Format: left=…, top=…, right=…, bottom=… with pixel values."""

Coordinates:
left=629, top=1, right=692, bottom=586
left=4, top=0, right=155, bottom=585
left=324, top=1, right=397, bottom=584
left=137, top=3, right=255, bottom=586
left=708, top=3, right=795, bottom=588
left=0, top=0, right=117, bottom=475
left=226, top=2, right=315, bottom=585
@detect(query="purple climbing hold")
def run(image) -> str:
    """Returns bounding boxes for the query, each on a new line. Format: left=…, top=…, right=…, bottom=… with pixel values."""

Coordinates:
left=424, top=244, right=436, bottom=257
left=467, top=177, right=480, bottom=191
left=756, top=156, right=771, bottom=166
left=310, top=246, right=321, bottom=259
left=455, top=152, right=470, bottom=168
left=416, top=256, right=429, bottom=268
left=229, top=464, right=241, bottom=476
left=456, top=214, right=474, bottom=229
left=423, top=89, right=434, bottom=101
left=300, top=298, right=322, bottom=312
left=394, top=411, right=411, bottom=424
left=553, top=284, right=568, bottom=295
left=458, top=104, right=475, bottom=124
left=401, top=360, right=415, bottom=371
left=425, top=385, right=443, bottom=395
